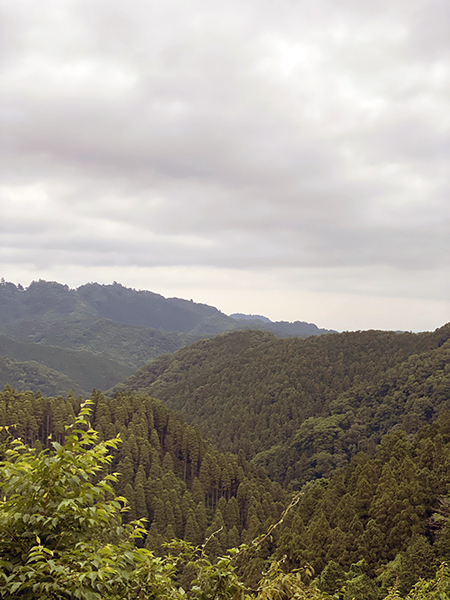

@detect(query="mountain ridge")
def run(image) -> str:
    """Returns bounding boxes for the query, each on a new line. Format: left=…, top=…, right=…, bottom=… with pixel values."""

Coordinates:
left=0, top=279, right=334, bottom=337
left=110, top=324, right=450, bottom=486
left=0, top=279, right=334, bottom=394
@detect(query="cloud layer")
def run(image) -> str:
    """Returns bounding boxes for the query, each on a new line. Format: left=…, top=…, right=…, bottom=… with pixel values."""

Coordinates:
left=1, top=0, right=449, bottom=330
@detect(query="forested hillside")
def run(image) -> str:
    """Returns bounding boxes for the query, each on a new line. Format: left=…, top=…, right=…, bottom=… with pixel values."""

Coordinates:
left=0, top=356, right=83, bottom=397
left=231, top=313, right=335, bottom=337
left=0, top=280, right=220, bottom=375
left=113, top=324, right=450, bottom=486
left=2, top=300, right=450, bottom=597
left=0, top=386, right=286, bottom=575
left=0, top=279, right=227, bottom=332
left=2, top=313, right=196, bottom=370
left=0, top=279, right=332, bottom=339
left=0, top=279, right=333, bottom=393
left=0, top=334, right=133, bottom=394
left=2, top=386, right=450, bottom=597
left=274, top=413, right=450, bottom=597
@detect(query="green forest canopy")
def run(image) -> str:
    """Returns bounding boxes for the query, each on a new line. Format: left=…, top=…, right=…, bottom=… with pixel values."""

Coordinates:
left=112, top=325, right=450, bottom=486
left=2, top=315, right=450, bottom=598
left=2, top=384, right=450, bottom=598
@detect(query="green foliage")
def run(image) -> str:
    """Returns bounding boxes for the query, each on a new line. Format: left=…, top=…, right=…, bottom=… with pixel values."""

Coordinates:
left=1, top=393, right=450, bottom=600
left=273, top=413, right=450, bottom=597
left=113, top=325, right=450, bottom=487
left=168, top=539, right=248, bottom=600
left=3, top=379, right=450, bottom=598
left=254, top=560, right=319, bottom=600
left=405, top=563, right=450, bottom=599
left=0, top=386, right=286, bottom=584
left=0, top=401, right=179, bottom=599
left=0, top=400, right=321, bottom=600
left=2, top=316, right=450, bottom=599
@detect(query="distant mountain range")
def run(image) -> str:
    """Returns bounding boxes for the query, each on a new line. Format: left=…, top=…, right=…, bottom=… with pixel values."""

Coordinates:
left=0, top=279, right=334, bottom=395
left=230, top=312, right=334, bottom=336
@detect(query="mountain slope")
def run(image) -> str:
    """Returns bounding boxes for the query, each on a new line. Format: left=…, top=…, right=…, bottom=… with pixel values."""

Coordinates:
left=111, top=324, right=450, bottom=485
left=231, top=313, right=335, bottom=336
left=2, top=314, right=198, bottom=371
left=273, top=413, right=450, bottom=596
left=77, top=282, right=235, bottom=332
left=0, top=279, right=234, bottom=333
left=0, top=279, right=333, bottom=345
left=0, top=334, right=133, bottom=394
left=0, top=386, right=286, bottom=577
left=0, top=357, right=83, bottom=397
left=0, top=279, right=335, bottom=391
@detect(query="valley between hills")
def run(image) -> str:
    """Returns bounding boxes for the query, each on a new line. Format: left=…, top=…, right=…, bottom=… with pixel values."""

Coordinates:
left=1, top=278, right=450, bottom=598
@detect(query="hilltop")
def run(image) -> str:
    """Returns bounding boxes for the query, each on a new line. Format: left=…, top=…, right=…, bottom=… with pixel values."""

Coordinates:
left=0, top=279, right=333, bottom=393
left=111, top=324, right=450, bottom=486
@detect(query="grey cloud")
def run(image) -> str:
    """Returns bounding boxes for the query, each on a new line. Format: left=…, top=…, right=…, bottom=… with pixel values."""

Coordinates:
left=1, top=0, right=449, bottom=311
left=363, top=118, right=450, bottom=162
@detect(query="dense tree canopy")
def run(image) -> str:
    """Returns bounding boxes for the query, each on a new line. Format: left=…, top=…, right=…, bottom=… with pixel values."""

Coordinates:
left=112, top=325, right=450, bottom=486
left=1, top=399, right=450, bottom=599
left=2, top=321, right=450, bottom=598
left=0, top=386, right=286, bottom=575
left=0, top=403, right=179, bottom=599
left=2, top=385, right=450, bottom=597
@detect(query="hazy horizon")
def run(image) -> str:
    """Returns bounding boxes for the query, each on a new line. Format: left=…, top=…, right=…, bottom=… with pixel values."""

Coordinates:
left=1, top=276, right=447, bottom=334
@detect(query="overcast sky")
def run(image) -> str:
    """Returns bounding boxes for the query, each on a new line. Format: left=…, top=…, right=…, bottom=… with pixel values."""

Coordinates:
left=1, top=0, right=449, bottom=331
